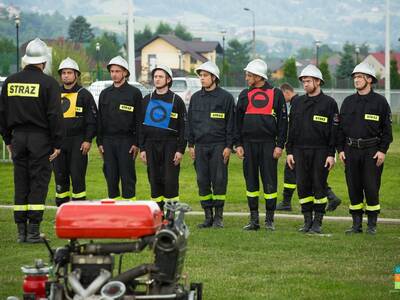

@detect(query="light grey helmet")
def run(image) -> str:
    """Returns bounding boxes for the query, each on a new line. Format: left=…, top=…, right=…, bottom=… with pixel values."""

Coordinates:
left=107, top=56, right=130, bottom=77
left=151, top=64, right=173, bottom=87
left=195, top=61, right=220, bottom=80
left=352, top=62, right=377, bottom=83
left=58, top=57, right=80, bottom=75
left=244, top=59, right=268, bottom=80
left=22, top=38, right=49, bottom=65
left=299, top=64, right=324, bottom=84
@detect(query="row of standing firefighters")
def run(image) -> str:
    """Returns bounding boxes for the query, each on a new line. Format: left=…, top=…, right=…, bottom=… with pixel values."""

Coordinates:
left=0, top=38, right=393, bottom=243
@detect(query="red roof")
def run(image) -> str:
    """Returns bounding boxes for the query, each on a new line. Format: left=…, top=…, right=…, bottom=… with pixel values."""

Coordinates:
left=371, top=51, right=400, bottom=70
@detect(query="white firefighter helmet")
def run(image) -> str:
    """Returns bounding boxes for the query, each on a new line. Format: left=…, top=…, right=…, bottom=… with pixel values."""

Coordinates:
left=299, top=64, right=324, bottom=84
left=58, top=57, right=81, bottom=75
left=22, top=38, right=49, bottom=65
left=195, top=61, right=220, bottom=80
left=151, top=64, right=173, bottom=79
left=352, top=62, right=377, bottom=83
left=244, top=59, right=268, bottom=80
left=107, top=56, right=130, bottom=77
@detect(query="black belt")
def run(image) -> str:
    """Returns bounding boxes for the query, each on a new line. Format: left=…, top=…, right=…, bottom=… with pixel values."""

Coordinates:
left=346, top=137, right=380, bottom=149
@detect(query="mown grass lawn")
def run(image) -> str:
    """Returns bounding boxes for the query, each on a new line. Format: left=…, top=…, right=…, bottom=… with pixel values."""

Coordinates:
left=0, top=125, right=399, bottom=299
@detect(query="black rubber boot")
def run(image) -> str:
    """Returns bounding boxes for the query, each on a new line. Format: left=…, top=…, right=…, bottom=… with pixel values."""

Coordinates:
left=345, top=213, right=363, bottom=234
left=213, top=206, right=224, bottom=228
left=366, top=213, right=378, bottom=235
left=299, top=211, right=313, bottom=233
left=326, top=188, right=341, bottom=212
left=198, top=207, right=214, bottom=228
left=276, top=191, right=293, bottom=211
left=26, top=223, right=43, bottom=243
left=309, top=212, right=324, bottom=234
left=265, top=210, right=275, bottom=231
left=243, top=210, right=260, bottom=230
left=16, top=223, right=27, bottom=243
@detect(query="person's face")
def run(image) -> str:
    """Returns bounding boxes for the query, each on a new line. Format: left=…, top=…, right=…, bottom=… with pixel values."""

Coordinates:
left=282, top=90, right=292, bottom=103
left=301, top=76, right=320, bottom=94
left=61, top=69, right=77, bottom=85
left=353, top=73, right=371, bottom=91
left=153, top=70, right=170, bottom=89
left=110, top=65, right=127, bottom=83
left=199, top=71, right=214, bottom=87
left=245, top=72, right=263, bottom=87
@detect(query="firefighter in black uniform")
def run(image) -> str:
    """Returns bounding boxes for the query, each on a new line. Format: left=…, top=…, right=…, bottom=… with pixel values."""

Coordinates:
left=0, top=38, right=64, bottom=243
left=97, top=56, right=142, bottom=200
left=188, top=61, right=235, bottom=228
left=276, top=83, right=342, bottom=212
left=235, top=59, right=287, bottom=231
left=338, top=62, right=392, bottom=235
left=53, top=57, right=97, bottom=206
left=286, top=65, right=339, bottom=234
left=139, top=65, right=187, bottom=212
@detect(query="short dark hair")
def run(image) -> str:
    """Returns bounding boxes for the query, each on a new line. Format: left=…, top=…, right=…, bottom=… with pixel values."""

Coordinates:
left=280, top=82, right=294, bottom=92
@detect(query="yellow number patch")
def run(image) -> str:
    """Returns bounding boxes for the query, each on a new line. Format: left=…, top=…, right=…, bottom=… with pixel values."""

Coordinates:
left=8, top=83, right=39, bottom=97
left=210, top=112, right=225, bottom=119
left=365, top=114, right=379, bottom=121
left=313, top=115, right=328, bottom=123
left=61, top=92, right=78, bottom=118
left=120, top=104, right=134, bottom=112
left=171, top=112, right=178, bottom=119
left=76, top=106, right=83, bottom=113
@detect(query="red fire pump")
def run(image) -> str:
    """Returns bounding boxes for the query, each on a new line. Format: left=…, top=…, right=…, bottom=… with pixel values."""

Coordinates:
left=13, top=200, right=202, bottom=300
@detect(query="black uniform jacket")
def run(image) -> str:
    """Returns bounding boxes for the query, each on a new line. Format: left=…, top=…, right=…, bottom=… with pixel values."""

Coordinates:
left=286, top=91, right=339, bottom=157
left=97, top=81, right=142, bottom=147
left=235, top=82, right=287, bottom=148
left=337, top=90, right=392, bottom=153
left=139, top=90, right=187, bottom=154
left=60, top=84, right=97, bottom=142
left=187, top=86, right=235, bottom=149
left=0, top=65, right=64, bottom=148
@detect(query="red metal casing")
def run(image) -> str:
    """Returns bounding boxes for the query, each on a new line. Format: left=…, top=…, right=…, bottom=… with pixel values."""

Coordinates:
left=55, top=200, right=163, bottom=239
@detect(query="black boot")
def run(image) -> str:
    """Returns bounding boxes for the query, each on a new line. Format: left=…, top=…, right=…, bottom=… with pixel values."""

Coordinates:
left=309, top=212, right=324, bottom=234
left=16, top=223, right=27, bottom=243
left=198, top=207, right=214, bottom=228
left=265, top=210, right=275, bottom=231
left=26, top=223, right=43, bottom=243
left=345, top=213, right=363, bottom=234
left=326, top=188, right=341, bottom=212
left=243, top=210, right=260, bottom=230
left=276, top=192, right=293, bottom=211
left=366, top=213, right=378, bottom=235
left=213, top=206, right=224, bottom=228
left=299, top=211, right=313, bottom=233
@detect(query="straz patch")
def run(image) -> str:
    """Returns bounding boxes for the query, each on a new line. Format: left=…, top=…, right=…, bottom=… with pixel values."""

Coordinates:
left=8, top=83, right=39, bottom=97
left=61, top=93, right=78, bottom=118
left=365, top=114, right=379, bottom=121
left=171, top=112, right=178, bottom=119
left=75, top=106, right=83, bottom=113
left=313, top=115, right=328, bottom=123
left=120, top=104, right=134, bottom=112
left=210, top=112, right=225, bottom=119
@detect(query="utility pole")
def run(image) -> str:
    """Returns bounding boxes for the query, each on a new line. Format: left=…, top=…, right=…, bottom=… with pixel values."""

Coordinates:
left=127, top=0, right=136, bottom=81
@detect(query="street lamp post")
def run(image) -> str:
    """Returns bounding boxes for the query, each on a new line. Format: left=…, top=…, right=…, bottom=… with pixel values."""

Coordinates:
left=95, top=42, right=100, bottom=81
left=244, top=8, right=256, bottom=59
left=355, top=46, right=360, bottom=64
left=220, top=30, right=227, bottom=86
left=315, top=40, right=321, bottom=67
left=15, top=15, right=20, bottom=72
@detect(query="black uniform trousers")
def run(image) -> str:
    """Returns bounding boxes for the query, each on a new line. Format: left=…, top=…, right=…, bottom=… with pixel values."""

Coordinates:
left=243, top=142, right=277, bottom=212
left=283, top=162, right=297, bottom=197
left=53, top=135, right=87, bottom=206
left=146, top=140, right=180, bottom=202
left=294, top=148, right=329, bottom=214
left=12, top=131, right=51, bottom=224
left=103, top=136, right=136, bottom=199
left=194, top=143, right=227, bottom=208
left=344, top=145, right=382, bottom=216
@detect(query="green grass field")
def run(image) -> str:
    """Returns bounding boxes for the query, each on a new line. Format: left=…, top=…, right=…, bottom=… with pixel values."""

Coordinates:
left=0, top=125, right=399, bottom=299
